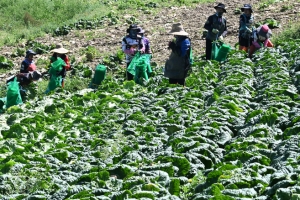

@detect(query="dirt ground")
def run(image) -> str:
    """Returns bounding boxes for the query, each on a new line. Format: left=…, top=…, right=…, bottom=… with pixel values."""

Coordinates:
left=0, top=0, right=300, bottom=83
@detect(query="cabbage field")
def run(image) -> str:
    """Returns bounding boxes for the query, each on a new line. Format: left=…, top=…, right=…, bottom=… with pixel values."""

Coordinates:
left=1, top=39, right=300, bottom=200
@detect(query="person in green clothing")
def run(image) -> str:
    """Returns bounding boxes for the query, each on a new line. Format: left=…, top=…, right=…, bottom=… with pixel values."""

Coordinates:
left=46, top=48, right=68, bottom=93
left=49, top=44, right=69, bottom=88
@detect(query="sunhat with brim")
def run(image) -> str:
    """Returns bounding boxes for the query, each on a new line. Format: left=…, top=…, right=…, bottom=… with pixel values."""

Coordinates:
left=169, top=23, right=189, bottom=36
left=50, top=43, right=69, bottom=54
left=258, top=25, right=271, bottom=38
left=241, top=4, right=253, bottom=12
left=214, top=3, right=226, bottom=13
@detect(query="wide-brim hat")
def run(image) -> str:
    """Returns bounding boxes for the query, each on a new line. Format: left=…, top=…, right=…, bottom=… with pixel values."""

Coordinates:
left=214, top=3, right=226, bottom=13
left=168, top=23, right=189, bottom=36
left=241, top=4, right=253, bottom=12
left=50, top=43, right=69, bottom=54
left=257, top=24, right=271, bottom=38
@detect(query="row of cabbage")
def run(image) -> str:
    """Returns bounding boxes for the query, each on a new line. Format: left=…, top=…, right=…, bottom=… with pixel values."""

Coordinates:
left=192, top=41, right=300, bottom=200
left=1, top=40, right=300, bottom=199
left=0, top=58, right=221, bottom=199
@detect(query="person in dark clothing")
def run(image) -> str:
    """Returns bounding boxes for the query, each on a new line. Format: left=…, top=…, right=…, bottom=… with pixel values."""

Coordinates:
left=122, top=24, right=145, bottom=80
left=164, top=23, right=191, bottom=86
left=20, top=49, right=37, bottom=73
left=239, top=4, right=254, bottom=52
left=204, top=3, right=228, bottom=60
left=15, top=49, right=41, bottom=87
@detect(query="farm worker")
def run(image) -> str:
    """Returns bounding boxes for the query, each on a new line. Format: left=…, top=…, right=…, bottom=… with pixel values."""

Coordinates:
left=13, top=49, right=41, bottom=87
left=249, top=24, right=273, bottom=57
left=239, top=4, right=255, bottom=52
left=164, top=23, right=191, bottom=86
left=20, top=49, right=37, bottom=73
left=50, top=43, right=71, bottom=88
left=122, top=24, right=145, bottom=80
left=204, top=3, right=228, bottom=60
left=137, top=26, right=152, bottom=54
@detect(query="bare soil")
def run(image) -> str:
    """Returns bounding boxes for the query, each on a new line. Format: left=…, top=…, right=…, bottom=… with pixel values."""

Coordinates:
left=0, top=0, right=300, bottom=83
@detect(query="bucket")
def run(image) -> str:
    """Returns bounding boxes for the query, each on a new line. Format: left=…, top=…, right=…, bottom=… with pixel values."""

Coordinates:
left=92, top=64, right=106, bottom=85
left=216, top=43, right=231, bottom=62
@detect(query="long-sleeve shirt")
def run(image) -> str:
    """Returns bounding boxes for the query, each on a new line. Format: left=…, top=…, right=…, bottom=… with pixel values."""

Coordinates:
left=178, top=38, right=190, bottom=57
left=143, top=37, right=151, bottom=54
left=20, top=58, right=37, bottom=73
left=122, top=36, right=145, bottom=63
left=204, top=13, right=227, bottom=40
left=252, top=26, right=273, bottom=48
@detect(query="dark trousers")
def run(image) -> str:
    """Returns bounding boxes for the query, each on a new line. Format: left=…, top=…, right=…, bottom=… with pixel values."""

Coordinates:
left=126, top=63, right=134, bottom=80
left=205, top=38, right=213, bottom=60
left=239, top=36, right=251, bottom=47
left=169, top=78, right=185, bottom=86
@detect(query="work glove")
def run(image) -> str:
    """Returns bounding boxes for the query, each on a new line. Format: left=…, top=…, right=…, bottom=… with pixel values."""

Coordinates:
left=246, top=27, right=252, bottom=34
left=212, top=28, right=219, bottom=34
left=218, top=35, right=224, bottom=41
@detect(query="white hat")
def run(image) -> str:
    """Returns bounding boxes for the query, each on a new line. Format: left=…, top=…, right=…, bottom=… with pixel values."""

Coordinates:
left=168, top=23, right=189, bottom=36
left=50, top=43, right=69, bottom=54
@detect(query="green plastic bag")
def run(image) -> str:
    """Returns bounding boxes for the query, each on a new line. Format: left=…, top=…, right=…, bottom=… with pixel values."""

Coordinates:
left=49, top=57, right=64, bottom=76
left=215, top=43, right=231, bottom=62
left=127, top=52, right=152, bottom=84
left=47, top=75, right=62, bottom=92
left=211, top=41, right=231, bottom=61
left=90, top=64, right=106, bottom=88
left=211, top=41, right=220, bottom=60
left=46, top=58, right=65, bottom=93
left=189, top=47, right=193, bottom=65
left=6, top=77, right=22, bottom=108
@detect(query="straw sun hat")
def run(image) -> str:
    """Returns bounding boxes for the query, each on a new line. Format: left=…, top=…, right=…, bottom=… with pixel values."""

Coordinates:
left=168, top=23, right=189, bottom=36
left=50, top=43, right=69, bottom=54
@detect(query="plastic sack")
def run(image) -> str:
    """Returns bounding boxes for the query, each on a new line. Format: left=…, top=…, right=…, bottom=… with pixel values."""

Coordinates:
left=49, top=58, right=64, bottom=76
left=46, top=75, right=62, bottom=93
left=6, top=77, right=23, bottom=108
left=211, top=41, right=220, bottom=60
left=45, top=58, right=65, bottom=93
left=127, top=52, right=152, bottom=84
left=215, top=43, right=231, bottom=62
left=89, top=64, right=106, bottom=88
left=211, top=41, right=231, bottom=61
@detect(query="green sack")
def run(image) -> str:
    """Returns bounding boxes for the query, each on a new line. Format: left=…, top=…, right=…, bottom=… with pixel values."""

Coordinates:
left=215, top=43, right=231, bottom=62
left=211, top=41, right=220, bottom=60
left=91, top=64, right=106, bottom=87
left=47, top=75, right=62, bottom=92
left=49, top=57, right=65, bottom=75
left=127, top=52, right=152, bottom=84
left=189, top=47, right=193, bottom=65
left=211, top=41, right=231, bottom=61
left=6, top=77, right=22, bottom=108
left=46, top=58, right=65, bottom=93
